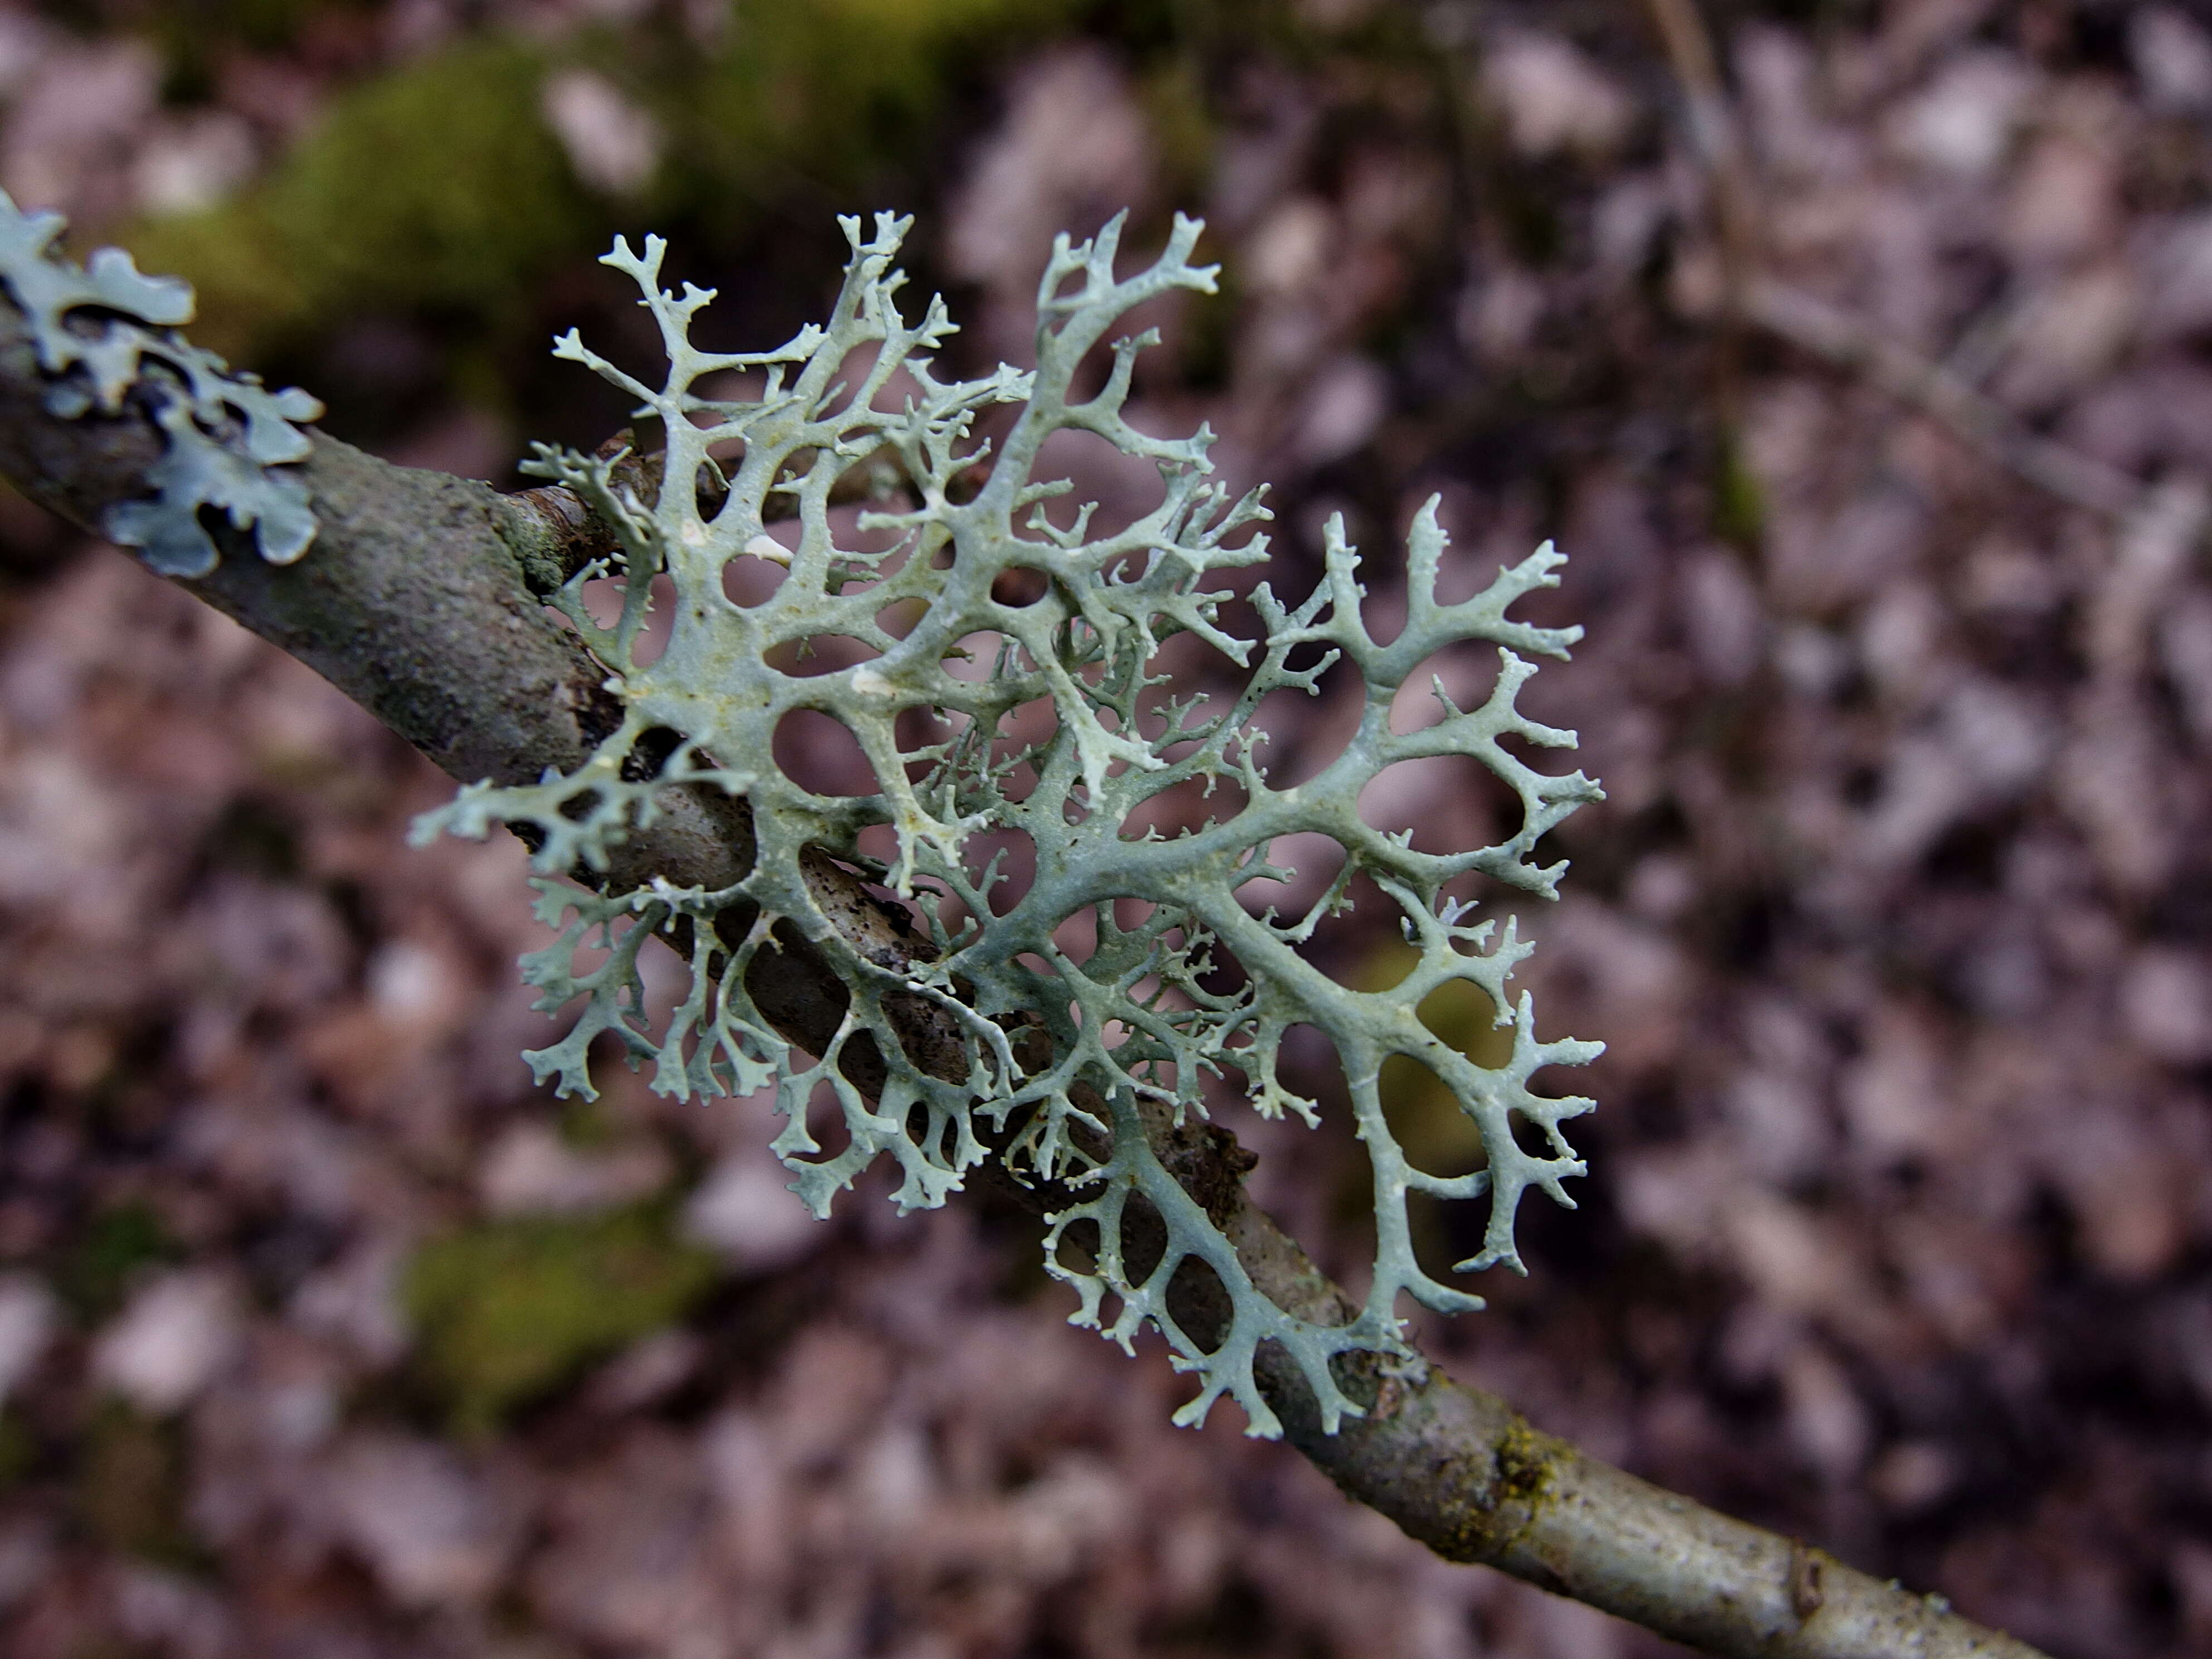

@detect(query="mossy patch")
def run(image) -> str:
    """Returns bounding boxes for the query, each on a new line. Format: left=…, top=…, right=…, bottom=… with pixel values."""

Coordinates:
left=402, top=1199, right=719, bottom=1436
left=78, top=1400, right=202, bottom=1569
left=1492, top=1412, right=1559, bottom=1507
left=119, top=0, right=1073, bottom=369
left=1712, top=429, right=1767, bottom=554
left=1435, top=1411, right=1564, bottom=1564
left=124, top=37, right=593, bottom=357
left=148, top=0, right=375, bottom=104
left=57, top=1201, right=182, bottom=1323
left=0, top=1409, right=34, bottom=1489
left=659, top=0, right=1072, bottom=199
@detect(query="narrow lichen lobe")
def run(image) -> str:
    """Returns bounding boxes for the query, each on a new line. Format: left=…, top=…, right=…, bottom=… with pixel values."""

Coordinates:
left=416, top=210, right=1605, bottom=1439
left=0, top=190, right=322, bottom=578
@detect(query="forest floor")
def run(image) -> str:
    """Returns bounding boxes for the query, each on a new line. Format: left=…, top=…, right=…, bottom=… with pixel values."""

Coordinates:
left=1, top=1, right=2209, bottom=1655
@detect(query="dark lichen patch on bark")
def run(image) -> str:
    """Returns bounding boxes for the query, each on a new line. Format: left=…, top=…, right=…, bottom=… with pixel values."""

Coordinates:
left=1158, top=1120, right=1262, bottom=1230
left=1788, top=1540, right=1828, bottom=1622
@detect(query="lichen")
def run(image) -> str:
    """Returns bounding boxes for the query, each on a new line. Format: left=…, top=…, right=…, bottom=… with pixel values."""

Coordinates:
left=419, top=211, right=1604, bottom=1438
left=0, top=190, right=321, bottom=578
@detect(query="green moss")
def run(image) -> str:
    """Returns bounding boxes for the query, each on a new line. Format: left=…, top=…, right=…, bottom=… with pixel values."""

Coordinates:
left=149, top=0, right=372, bottom=103
left=1492, top=1413, right=1559, bottom=1507
left=402, top=1200, right=719, bottom=1436
left=556, top=1093, right=619, bottom=1149
left=57, top=1201, right=181, bottom=1323
left=278, top=42, right=586, bottom=312
left=0, top=1409, right=33, bottom=1488
left=652, top=0, right=1074, bottom=215
left=1139, top=57, right=1216, bottom=207
left=1434, top=1413, right=1563, bottom=1564
left=1712, top=430, right=1767, bottom=553
left=78, top=1400, right=201, bottom=1568
left=119, top=0, right=1073, bottom=367
left=124, top=37, right=593, bottom=357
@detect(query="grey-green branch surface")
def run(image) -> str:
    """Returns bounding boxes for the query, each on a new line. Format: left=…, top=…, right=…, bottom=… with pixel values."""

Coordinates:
left=0, top=195, right=2048, bottom=1659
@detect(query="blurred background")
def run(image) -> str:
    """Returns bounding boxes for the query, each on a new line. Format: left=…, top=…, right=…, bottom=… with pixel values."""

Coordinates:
left=0, top=0, right=2208, bottom=1653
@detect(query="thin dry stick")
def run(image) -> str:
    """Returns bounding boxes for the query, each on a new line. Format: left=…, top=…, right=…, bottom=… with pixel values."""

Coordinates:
left=1642, top=0, right=1761, bottom=292
left=1742, top=278, right=2143, bottom=517
left=0, top=297, right=2051, bottom=1658
left=1639, top=0, right=2146, bottom=522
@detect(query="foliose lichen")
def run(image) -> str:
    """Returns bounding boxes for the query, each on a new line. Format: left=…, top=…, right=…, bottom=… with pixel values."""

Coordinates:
left=0, top=189, right=321, bottom=578
left=418, top=211, right=1604, bottom=1437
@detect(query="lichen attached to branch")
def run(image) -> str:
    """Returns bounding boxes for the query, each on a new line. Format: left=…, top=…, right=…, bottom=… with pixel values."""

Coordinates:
left=417, top=211, right=1604, bottom=1438
left=0, top=190, right=322, bottom=577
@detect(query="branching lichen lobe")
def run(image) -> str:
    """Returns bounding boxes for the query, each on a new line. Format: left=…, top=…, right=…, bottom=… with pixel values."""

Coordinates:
left=417, top=211, right=1607, bottom=1437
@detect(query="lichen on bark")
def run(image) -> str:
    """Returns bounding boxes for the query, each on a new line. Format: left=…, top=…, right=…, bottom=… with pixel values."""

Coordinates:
left=416, top=210, right=1606, bottom=1438
left=0, top=190, right=321, bottom=578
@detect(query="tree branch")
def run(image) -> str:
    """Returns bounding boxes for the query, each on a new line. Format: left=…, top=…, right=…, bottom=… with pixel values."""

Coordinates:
left=0, top=299, right=2051, bottom=1658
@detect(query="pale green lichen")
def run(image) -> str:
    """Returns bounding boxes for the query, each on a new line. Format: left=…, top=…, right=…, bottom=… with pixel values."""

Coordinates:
left=419, top=212, right=1604, bottom=1438
left=0, top=189, right=321, bottom=578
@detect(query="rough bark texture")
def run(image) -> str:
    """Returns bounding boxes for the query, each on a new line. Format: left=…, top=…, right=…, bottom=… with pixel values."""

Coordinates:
left=0, top=294, right=2049, bottom=1659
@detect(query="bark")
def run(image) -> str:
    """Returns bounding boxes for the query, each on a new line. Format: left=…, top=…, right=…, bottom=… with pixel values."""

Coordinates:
left=0, top=297, right=2053, bottom=1659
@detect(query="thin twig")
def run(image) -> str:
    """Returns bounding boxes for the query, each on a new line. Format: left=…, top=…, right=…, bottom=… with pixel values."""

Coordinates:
left=1642, top=0, right=1762, bottom=308
left=1743, top=277, right=2145, bottom=517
